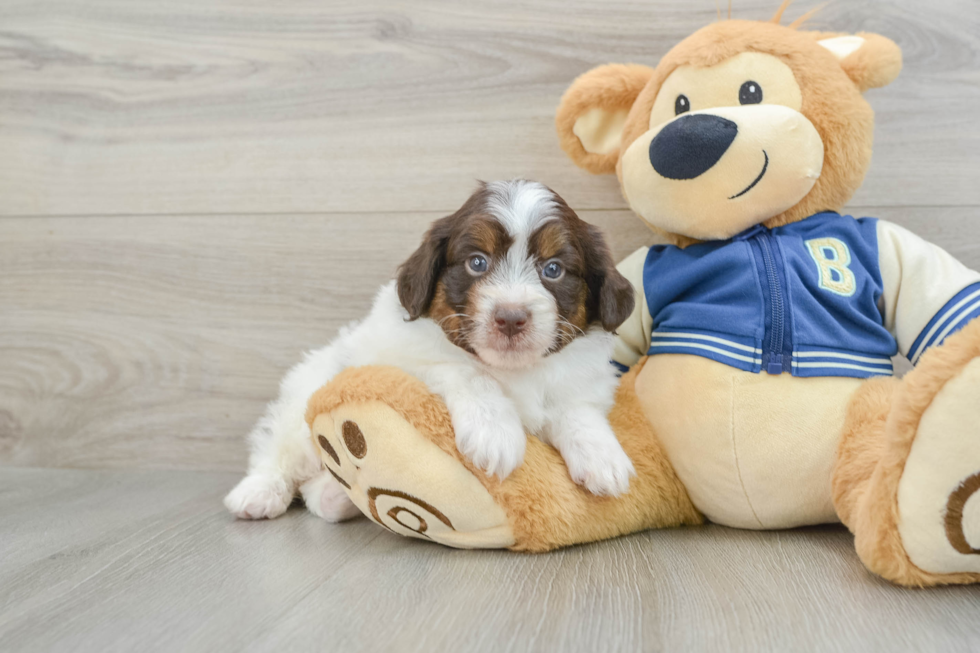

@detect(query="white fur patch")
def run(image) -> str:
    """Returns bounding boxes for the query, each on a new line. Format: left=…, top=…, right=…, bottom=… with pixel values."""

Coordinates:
left=484, top=179, right=557, bottom=239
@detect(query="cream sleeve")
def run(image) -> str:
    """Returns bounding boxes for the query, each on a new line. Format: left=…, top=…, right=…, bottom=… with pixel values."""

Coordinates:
left=612, top=246, right=655, bottom=371
left=877, top=220, right=980, bottom=364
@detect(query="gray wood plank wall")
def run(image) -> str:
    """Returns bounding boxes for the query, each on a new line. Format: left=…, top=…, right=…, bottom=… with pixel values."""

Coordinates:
left=2, top=0, right=979, bottom=472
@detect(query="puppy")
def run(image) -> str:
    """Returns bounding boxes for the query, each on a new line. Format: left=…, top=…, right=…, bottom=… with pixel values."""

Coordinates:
left=225, top=179, right=637, bottom=522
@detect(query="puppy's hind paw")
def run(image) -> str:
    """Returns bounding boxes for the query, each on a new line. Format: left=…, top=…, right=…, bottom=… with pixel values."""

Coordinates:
left=224, top=474, right=293, bottom=520
left=300, top=472, right=362, bottom=523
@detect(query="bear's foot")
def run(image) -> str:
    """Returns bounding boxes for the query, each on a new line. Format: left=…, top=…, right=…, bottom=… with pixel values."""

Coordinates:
left=836, top=319, right=980, bottom=586
left=304, top=362, right=702, bottom=552
left=897, top=356, right=980, bottom=575
left=305, top=367, right=516, bottom=549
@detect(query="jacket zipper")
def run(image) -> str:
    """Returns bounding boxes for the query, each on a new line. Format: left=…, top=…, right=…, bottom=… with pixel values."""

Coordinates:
left=757, top=233, right=785, bottom=374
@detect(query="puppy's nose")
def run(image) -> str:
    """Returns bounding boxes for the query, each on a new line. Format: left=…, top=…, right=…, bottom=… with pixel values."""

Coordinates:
left=649, top=114, right=738, bottom=180
left=493, top=306, right=530, bottom=338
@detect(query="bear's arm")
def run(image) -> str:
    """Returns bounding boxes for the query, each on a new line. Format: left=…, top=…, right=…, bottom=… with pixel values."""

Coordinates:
left=611, top=246, right=654, bottom=372
left=877, top=220, right=980, bottom=364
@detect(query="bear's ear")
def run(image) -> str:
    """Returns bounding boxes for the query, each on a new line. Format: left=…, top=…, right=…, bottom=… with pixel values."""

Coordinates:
left=815, top=32, right=902, bottom=92
left=556, top=64, right=654, bottom=174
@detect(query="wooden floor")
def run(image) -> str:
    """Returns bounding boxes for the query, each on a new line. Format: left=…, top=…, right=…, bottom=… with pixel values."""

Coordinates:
left=3, top=468, right=980, bottom=653
left=1, top=0, right=979, bottom=650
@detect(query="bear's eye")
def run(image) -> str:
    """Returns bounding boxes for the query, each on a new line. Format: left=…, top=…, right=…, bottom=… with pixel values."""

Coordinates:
left=739, top=81, right=763, bottom=105
left=674, top=94, right=690, bottom=115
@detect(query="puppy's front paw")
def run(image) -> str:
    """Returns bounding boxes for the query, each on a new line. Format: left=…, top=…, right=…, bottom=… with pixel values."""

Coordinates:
left=562, top=440, right=636, bottom=497
left=224, top=474, right=292, bottom=519
left=453, top=409, right=527, bottom=480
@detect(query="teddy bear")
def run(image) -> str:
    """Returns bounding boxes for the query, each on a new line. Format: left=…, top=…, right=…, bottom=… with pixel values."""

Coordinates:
left=305, top=5, right=980, bottom=587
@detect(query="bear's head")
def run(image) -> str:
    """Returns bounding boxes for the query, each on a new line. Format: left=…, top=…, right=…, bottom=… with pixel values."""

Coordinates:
left=556, top=7, right=902, bottom=246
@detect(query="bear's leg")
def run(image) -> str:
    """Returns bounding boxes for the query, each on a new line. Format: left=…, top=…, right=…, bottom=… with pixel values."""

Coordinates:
left=834, top=319, right=980, bottom=586
left=305, top=360, right=701, bottom=551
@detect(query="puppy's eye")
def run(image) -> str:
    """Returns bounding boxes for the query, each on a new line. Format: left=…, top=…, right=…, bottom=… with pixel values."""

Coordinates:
left=739, top=81, right=763, bottom=105
left=541, top=261, right=564, bottom=280
left=674, top=94, right=690, bottom=115
left=467, top=254, right=488, bottom=275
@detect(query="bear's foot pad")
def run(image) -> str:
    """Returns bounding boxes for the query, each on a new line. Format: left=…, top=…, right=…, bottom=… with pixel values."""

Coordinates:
left=310, top=400, right=515, bottom=549
left=898, top=358, right=980, bottom=574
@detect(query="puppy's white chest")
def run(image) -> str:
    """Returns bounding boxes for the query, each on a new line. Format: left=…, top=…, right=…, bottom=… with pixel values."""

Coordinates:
left=492, top=372, right=553, bottom=435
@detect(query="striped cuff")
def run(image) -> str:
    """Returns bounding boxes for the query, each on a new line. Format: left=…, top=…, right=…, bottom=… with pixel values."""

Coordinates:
left=909, top=282, right=980, bottom=365
left=647, top=330, right=763, bottom=373
left=791, top=348, right=894, bottom=378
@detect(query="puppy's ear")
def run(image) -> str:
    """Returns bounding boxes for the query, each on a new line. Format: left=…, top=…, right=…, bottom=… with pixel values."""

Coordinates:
left=397, top=216, right=453, bottom=320
left=582, top=223, right=635, bottom=332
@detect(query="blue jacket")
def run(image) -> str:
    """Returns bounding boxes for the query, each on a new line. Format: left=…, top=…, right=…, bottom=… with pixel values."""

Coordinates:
left=613, top=212, right=980, bottom=379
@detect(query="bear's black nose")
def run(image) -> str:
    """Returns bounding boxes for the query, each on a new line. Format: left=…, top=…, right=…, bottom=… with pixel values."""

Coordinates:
left=648, top=114, right=738, bottom=180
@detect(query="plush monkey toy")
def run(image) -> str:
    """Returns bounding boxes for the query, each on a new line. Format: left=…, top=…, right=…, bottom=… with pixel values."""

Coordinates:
left=307, top=6, right=980, bottom=586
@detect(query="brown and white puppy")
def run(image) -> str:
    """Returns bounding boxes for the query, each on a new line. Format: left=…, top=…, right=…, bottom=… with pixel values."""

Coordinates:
left=399, top=180, right=635, bottom=368
left=225, top=180, right=637, bottom=524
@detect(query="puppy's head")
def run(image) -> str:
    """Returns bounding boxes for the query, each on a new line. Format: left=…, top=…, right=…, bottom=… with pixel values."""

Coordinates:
left=397, top=180, right=634, bottom=369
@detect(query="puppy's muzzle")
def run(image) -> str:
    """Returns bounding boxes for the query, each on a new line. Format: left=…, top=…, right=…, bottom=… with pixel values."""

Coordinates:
left=648, top=114, right=738, bottom=180
left=493, top=306, right=530, bottom=338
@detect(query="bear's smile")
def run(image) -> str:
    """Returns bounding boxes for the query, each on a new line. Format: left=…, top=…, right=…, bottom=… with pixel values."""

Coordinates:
left=729, top=150, right=769, bottom=200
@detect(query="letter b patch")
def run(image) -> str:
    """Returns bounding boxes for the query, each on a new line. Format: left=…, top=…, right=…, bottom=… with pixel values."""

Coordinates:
left=806, top=238, right=856, bottom=297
